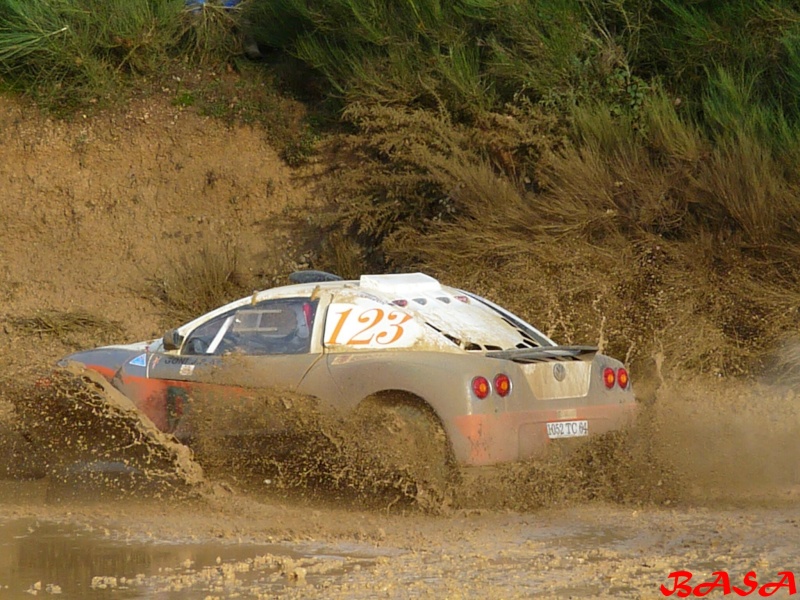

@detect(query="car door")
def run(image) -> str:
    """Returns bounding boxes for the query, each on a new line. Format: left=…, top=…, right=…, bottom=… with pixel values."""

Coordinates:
left=116, top=297, right=325, bottom=436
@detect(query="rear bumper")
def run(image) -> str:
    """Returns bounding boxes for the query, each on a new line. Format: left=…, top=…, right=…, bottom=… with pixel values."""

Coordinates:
left=451, top=401, right=638, bottom=466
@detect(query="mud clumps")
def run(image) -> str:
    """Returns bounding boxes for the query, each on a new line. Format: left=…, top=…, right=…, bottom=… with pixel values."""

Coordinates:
left=5, top=364, right=206, bottom=500
left=474, top=376, right=800, bottom=511
left=1, top=371, right=458, bottom=511
left=458, top=410, right=681, bottom=513
left=188, top=391, right=454, bottom=513
left=186, top=390, right=679, bottom=514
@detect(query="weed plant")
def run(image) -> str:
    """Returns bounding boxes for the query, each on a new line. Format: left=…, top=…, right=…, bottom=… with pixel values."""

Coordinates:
left=6, top=310, right=124, bottom=348
left=151, top=240, right=249, bottom=325
left=179, top=0, right=243, bottom=64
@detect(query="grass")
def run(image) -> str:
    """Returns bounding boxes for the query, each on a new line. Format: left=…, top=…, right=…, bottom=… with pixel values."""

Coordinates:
left=305, top=91, right=800, bottom=377
left=280, top=124, right=318, bottom=166
left=244, top=0, right=594, bottom=119
left=233, top=0, right=800, bottom=377
left=6, top=310, right=124, bottom=346
left=0, top=0, right=249, bottom=110
left=150, top=240, right=249, bottom=325
left=178, top=0, right=243, bottom=64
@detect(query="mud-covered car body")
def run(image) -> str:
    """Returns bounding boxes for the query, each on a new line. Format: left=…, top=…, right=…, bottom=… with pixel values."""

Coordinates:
left=62, top=273, right=636, bottom=467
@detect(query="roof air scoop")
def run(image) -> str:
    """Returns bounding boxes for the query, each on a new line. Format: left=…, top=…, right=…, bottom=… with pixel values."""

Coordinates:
left=359, top=273, right=441, bottom=294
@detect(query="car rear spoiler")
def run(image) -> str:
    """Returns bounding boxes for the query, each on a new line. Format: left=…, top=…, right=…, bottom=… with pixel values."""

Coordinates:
left=487, top=345, right=598, bottom=363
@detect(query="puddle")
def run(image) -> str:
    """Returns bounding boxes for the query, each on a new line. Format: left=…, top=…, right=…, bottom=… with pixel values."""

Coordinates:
left=0, top=517, right=381, bottom=599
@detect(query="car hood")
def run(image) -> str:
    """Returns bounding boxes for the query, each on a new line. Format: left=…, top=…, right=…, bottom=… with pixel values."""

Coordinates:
left=58, top=340, right=161, bottom=378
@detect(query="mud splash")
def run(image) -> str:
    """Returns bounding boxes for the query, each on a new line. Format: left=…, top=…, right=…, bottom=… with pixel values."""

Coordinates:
left=644, top=377, right=800, bottom=504
left=4, top=364, right=205, bottom=500
left=187, top=390, right=456, bottom=512
left=471, top=375, right=800, bottom=511
left=1, top=364, right=798, bottom=513
left=200, top=376, right=800, bottom=513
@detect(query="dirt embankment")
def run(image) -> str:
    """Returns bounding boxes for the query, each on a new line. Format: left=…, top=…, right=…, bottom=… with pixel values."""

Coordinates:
left=0, top=93, right=314, bottom=378
left=1, top=91, right=799, bottom=508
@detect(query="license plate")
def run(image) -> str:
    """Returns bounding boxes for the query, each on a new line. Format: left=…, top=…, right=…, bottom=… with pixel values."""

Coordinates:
left=546, top=420, right=589, bottom=439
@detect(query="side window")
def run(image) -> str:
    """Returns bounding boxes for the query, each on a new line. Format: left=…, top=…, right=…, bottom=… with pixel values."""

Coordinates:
left=182, top=312, right=234, bottom=355
left=182, top=298, right=318, bottom=356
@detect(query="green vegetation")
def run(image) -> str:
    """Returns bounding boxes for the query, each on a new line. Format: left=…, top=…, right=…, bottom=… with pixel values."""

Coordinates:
left=0, top=0, right=241, bottom=107
left=3, top=0, right=800, bottom=377
left=246, top=0, right=624, bottom=118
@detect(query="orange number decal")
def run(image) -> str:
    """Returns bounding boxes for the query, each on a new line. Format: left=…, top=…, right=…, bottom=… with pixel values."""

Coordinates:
left=325, top=308, right=352, bottom=345
left=347, top=308, right=384, bottom=345
left=326, top=307, right=414, bottom=346
left=375, top=311, right=412, bottom=345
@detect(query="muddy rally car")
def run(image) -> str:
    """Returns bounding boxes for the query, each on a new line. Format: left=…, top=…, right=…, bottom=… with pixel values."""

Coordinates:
left=61, top=272, right=637, bottom=493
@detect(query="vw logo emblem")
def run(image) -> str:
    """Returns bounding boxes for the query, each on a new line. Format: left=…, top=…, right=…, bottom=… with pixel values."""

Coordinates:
left=553, top=363, right=566, bottom=382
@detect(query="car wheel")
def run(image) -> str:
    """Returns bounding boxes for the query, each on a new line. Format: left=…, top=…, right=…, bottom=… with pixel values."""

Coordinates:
left=356, top=396, right=455, bottom=512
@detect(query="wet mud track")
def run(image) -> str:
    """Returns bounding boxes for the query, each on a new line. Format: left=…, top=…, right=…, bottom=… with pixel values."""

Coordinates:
left=0, top=483, right=799, bottom=599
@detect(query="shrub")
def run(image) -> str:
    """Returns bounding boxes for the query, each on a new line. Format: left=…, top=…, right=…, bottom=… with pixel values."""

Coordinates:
left=245, top=0, right=630, bottom=119
left=151, top=240, right=249, bottom=325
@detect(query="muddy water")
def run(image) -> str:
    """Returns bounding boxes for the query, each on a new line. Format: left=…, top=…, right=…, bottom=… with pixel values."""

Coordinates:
left=0, top=505, right=384, bottom=599
left=1, top=484, right=799, bottom=599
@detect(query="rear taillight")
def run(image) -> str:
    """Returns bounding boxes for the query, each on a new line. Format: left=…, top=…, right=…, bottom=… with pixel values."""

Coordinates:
left=472, top=376, right=491, bottom=399
left=494, top=373, right=511, bottom=397
left=603, top=367, right=616, bottom=389
left=617, top=368, right=629, bottom=389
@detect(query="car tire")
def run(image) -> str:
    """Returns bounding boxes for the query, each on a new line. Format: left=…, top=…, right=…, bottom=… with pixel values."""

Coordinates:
left=356, top=395, right=455, bottom=512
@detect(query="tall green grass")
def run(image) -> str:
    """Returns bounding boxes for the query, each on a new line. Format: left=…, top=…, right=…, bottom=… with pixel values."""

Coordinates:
left=248, top=0, right=800, bottom=138
left=0, top=0, right=244, bottom=108
left=246, top=0, right=613, bottom=117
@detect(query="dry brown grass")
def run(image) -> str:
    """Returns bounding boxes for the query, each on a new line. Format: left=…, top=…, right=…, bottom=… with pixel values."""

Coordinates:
left=150, top=240, right=250, bottom=325
left=6, top=310, right=124, bottom=345
left=311, top=97, right=800, bottom=381
left=310, top=102, right=559, bottom=274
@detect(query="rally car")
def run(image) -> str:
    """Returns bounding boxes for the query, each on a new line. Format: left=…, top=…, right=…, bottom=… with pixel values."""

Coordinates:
left=61, top=271, right=636, bottom=485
